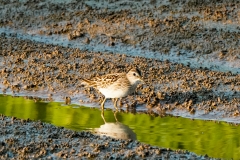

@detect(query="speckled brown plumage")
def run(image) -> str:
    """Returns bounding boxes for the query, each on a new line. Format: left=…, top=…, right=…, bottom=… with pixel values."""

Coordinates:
left=81, top=68, right=144, bottom=110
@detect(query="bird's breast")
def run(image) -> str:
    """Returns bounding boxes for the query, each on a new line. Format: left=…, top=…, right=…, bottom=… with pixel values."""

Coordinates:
left=98, top=83, right=133, bottom=98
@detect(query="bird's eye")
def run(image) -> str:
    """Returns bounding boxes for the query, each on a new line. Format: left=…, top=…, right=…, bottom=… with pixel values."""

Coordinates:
left=133, top=73, right=136, bottom=76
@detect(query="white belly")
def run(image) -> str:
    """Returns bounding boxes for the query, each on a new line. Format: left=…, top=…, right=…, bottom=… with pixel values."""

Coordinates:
left=99, top=87, right=130, bottom=98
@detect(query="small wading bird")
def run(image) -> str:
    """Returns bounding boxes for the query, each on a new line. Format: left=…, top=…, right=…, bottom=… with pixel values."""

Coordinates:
left=81, top=68, right=144, bottom=110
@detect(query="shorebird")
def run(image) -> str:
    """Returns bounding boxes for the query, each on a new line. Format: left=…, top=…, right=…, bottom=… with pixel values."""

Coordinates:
left=81, top=68, right=144, bottom=110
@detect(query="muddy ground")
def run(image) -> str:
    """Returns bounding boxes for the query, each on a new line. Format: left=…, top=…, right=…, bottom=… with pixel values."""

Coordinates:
left=0, top=0, right=239, bottom=159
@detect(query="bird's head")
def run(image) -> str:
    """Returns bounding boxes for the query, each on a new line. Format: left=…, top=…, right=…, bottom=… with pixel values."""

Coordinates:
left=126, top=68, right=144, bottom=85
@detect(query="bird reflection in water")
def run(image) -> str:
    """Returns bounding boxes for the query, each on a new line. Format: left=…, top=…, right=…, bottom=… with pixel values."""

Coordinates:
left=93, top=110, right=136, bottom=140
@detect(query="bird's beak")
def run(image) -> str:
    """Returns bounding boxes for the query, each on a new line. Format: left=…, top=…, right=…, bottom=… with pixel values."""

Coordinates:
left=140, top=77, right=145, bottom=84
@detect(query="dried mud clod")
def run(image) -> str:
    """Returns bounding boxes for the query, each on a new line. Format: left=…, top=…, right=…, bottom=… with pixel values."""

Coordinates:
left=0, top=36, right=239, bottom=118
left=0, top=0, right=240, bottom=70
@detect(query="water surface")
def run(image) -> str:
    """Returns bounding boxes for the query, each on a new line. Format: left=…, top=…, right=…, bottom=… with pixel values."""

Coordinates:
left=0, top=95, right=240, bottom=159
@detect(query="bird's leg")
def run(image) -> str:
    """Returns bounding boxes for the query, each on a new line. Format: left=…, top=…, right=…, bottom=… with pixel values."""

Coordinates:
left=100, top=97, right=106, bottom=123
left=101, top=97, right=107, bottom=110
left=113, top=98, right=119, bottom=111
left=113, top=110, right=119, bottom=122
left=101, top=109, right=106, bottom=123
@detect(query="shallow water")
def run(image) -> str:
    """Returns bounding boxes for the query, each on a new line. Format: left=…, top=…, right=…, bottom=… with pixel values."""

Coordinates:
left=0, top=95, right=240, bottom=159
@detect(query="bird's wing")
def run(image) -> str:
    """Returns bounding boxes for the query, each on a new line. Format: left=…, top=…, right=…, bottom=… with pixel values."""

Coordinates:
left=81, top=73, right=125, bottom=88
left=94, top=73, right=125, bottom=88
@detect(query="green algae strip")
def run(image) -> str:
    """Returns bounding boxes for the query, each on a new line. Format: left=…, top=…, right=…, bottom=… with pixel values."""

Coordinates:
left=0, top=95, right=240, bottom=159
